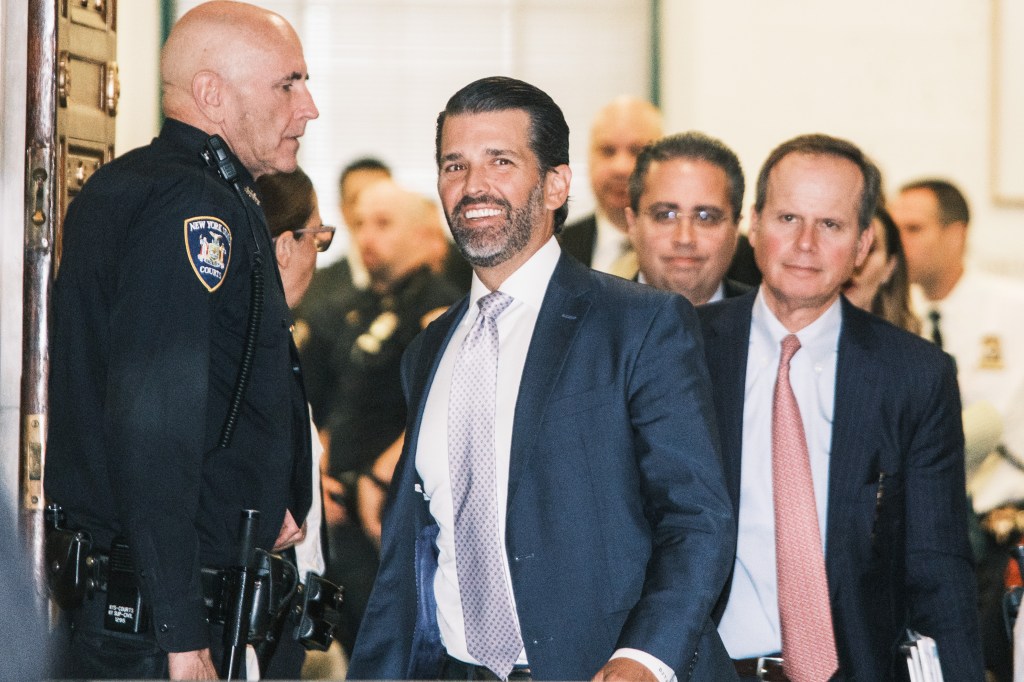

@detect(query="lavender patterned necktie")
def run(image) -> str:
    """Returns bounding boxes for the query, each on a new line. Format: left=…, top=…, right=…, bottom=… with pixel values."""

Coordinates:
left=448, top=290, right=522, bottom=679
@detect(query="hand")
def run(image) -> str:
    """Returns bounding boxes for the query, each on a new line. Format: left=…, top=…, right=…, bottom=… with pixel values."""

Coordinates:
left=591, top=658, right=658, bottom=682
left=356, top=472, right=387, bottom=547
left=321, top=474, right=348, bottom=526
left=272, top=509, right=305, bottom=551
left=168, top=648, right=217, bottom=680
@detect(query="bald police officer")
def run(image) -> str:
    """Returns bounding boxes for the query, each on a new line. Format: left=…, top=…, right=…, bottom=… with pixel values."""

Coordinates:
left=46, top=2, right=319, bottom=679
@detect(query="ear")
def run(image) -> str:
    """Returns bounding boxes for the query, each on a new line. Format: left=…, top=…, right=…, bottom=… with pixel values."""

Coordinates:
left=625, top=207, right=637, bottom=237
left=949, top=220, right=969, bottom=249
left=193, top=70, right=225, bottom=124
left=747, top=205, right=762, bottom=246
left=853, top=223, right=874, bottom=268
left=543, top=164, right=572, bottom=212
left=880, top=255, right=898, bottom=285
left=274, top=232, right=292, bottom=270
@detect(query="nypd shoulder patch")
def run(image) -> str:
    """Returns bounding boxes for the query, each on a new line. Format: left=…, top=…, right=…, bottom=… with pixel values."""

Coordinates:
left=184, top=216, right=232, bottom=292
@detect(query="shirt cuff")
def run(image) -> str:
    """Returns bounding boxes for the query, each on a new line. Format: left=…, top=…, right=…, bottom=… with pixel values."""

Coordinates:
left=610, top=648, right=677, bottom=682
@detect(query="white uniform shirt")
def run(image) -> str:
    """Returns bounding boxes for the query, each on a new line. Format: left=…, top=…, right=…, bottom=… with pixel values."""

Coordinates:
left=912, top=269, right=1024, bottom=510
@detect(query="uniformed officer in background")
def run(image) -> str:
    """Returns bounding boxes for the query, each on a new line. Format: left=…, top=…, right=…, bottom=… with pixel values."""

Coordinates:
left=45, top=2, right=319, bottom=679
left=299, top=179, right=460, bottom=656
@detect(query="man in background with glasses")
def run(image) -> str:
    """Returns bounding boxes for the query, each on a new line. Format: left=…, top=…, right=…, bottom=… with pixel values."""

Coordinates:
left=627, top=132, right=752, bottom=306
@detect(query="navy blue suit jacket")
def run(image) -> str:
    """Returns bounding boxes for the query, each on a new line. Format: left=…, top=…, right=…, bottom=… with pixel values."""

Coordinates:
left=699, top=292, right=984, bottom=681
left=348, top=253, right=738, bottom=680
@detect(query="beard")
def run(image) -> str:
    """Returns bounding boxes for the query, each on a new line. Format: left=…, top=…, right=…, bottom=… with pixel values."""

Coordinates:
left=446, top=183, right=544, bottom=269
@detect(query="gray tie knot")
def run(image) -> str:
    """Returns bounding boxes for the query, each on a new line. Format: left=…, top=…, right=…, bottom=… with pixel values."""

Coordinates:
left=478, top=290, right=513, bottom=321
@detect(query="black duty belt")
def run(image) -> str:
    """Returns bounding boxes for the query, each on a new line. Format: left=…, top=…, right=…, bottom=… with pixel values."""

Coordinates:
left=45, top=514, right=342, bottom=651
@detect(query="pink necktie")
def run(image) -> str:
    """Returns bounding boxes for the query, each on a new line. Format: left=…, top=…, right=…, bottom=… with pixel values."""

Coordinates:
left=772, top=334, right=838, bottom=682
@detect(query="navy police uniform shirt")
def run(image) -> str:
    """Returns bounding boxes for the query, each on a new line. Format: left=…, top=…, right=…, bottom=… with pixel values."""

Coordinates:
left=46, top=118, right=312, bottom=653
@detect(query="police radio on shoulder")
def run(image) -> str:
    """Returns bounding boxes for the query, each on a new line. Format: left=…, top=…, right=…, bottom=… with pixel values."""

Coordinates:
left=201, top=134, right=239, bottom=185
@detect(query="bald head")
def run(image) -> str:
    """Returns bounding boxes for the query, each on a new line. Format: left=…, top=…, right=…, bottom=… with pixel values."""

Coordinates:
left=588, top=96, right=663, bottom=230
left=352, top=181, right=444, bottom=291
left=161, top=1, right=318, bottom=177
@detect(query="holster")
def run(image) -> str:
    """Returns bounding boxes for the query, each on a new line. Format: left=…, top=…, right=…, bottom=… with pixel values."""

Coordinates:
left=204, top=549, right=306, bottom=644
left=254, top=569, right=344, bottom=672
left=292, top=571, right=344, bottom=651
left=44, top=505, right=94, bottom=610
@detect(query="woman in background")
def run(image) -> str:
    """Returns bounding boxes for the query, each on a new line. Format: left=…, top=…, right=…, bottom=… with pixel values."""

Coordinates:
left=843, top=204, right=921, bottom=334
left=256, top=167, right=344, bottom=680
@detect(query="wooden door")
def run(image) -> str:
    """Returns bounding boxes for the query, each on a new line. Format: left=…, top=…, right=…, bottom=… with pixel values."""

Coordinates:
left=22, top=0, right=118, bottom=609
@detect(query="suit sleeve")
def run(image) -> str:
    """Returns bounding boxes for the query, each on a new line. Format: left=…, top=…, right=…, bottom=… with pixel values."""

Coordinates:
left=904, top=353, right=985, bottom=680
left=615, top=295, right=736, bottom=671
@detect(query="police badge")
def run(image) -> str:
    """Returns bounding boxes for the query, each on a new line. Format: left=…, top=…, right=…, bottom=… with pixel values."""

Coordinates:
left=184, top=216, right=232, bottom=292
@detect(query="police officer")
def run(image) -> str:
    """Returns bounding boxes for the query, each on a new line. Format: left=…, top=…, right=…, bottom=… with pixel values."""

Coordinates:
left=45, top=2, right=319, bottom=679
left=893, top=178, right=1024, bottom=680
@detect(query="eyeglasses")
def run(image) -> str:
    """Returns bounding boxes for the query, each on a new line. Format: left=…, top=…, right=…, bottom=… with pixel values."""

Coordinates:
left=290, top=225, right=336, bottom=252
left=643, top=207, right=729, bottom=229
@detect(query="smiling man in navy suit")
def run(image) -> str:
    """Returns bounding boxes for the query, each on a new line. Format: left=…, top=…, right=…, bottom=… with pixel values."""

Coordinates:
left=347, top=76, right=736, bottom=681
left=700, top=134, right=983, bottom=681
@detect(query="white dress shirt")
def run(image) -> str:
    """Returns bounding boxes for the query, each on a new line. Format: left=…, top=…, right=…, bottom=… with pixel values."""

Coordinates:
left=718, top=289, right=841, bottom=658
left=590, top=211, right=632, bottom=274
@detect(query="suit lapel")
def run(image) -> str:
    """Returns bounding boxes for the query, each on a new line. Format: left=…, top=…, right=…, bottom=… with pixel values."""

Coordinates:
left=706, top=294, right=755, bottom=514
left=506, top=255, right=590, bottom=507
left=404, top=296, right=468, bottom=479
left=826, top=300, right=882, bottom=561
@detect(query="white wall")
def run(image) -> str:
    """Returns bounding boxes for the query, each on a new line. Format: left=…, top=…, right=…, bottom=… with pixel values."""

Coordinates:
left=0, top=0, right=28, bottom=510
left=660, top=0, right=1024, bottom=278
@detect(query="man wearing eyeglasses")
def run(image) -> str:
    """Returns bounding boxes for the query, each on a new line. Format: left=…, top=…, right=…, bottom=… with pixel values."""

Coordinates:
left=627, top=132, right=751, bottom=307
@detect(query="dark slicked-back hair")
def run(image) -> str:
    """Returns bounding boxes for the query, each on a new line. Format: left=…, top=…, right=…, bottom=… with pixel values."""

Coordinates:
left=435, top=76, right=571, bottom=231
left=899, top=178, right=970, bottom=226
left=755, top=134, right=882, bottom=231
left=257, top=167, right=315, bottom=239
left=629, top=131, right=745, bottom=220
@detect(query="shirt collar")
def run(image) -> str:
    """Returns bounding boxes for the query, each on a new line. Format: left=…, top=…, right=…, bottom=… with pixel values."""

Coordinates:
left=707, top=281, right=726, bottom=304
left=594, top=210, right=630, bottom=253
left=466, top=236, right=561, bottom=320
left=751, top=287, right=842, bottom=361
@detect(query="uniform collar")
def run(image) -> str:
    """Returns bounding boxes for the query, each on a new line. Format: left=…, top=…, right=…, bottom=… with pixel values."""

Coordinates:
left=159, top=118, right=257, bottom=189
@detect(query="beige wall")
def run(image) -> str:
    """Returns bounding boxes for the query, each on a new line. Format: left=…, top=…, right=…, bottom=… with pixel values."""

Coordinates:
left=2, top=0, right=1022, bottom=505
left=661, top=0, right=1024, bottom=278
left=116, top=0, right=162, bottom=155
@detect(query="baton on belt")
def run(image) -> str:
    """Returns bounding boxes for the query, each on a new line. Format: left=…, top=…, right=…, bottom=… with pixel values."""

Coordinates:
left=221, top=509, right=260, bottom=680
